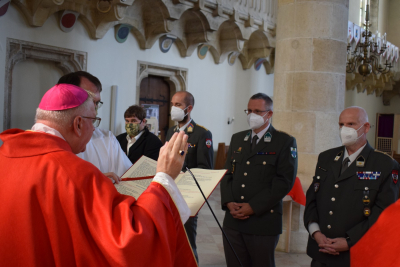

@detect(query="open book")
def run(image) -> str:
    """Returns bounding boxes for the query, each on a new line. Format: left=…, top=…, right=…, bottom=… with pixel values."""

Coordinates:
left=115, top=156, right=227, bottom=217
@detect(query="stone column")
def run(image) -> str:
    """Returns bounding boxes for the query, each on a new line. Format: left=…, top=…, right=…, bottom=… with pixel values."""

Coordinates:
left=273, top=0, right=349, bottom=253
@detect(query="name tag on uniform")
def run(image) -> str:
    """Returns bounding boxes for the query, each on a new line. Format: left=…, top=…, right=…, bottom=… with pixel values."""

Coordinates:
left=357, top=171, right=381, bottom=180
left=257, top=152, right=276, bottom=155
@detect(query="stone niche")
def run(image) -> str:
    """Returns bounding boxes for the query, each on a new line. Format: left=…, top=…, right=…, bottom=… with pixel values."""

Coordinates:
left=3, top=38, right=87, bottom=130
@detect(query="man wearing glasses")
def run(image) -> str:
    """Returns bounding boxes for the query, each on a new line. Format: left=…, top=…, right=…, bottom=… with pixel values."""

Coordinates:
left=220, top=93, right=298, bottom=267
left=0, top=83, right=197, bottom=266
left=58, top=71, right=132, bottom=183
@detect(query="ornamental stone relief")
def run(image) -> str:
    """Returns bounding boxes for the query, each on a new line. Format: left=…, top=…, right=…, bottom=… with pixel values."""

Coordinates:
left=12, top=0, right=276, bottom=73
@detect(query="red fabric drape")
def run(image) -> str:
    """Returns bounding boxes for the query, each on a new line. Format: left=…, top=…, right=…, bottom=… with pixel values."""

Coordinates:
left=287, top=177, right=306, bottom=206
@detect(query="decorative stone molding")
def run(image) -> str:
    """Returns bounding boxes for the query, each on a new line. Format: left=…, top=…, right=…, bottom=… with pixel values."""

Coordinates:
left=3, top=38, right=87, bottom=130
left=136, top=60, right=188, bottom=103
left=383, top=80, right=400, bottom=106
left=345, top=71, right=400, bottom=105
left=12, top=0, right=276, bottom=72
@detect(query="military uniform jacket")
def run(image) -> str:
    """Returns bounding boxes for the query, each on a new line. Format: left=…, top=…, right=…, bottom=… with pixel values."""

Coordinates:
left=166, top=120, right=214, bottom=171
left=220, top=125, right=298, bottom=236
left=304, top=142, right=399, bottom=267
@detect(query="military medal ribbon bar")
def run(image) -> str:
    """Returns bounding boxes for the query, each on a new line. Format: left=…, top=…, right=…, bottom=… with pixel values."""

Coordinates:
left=357, top=171, right=381, bottom=180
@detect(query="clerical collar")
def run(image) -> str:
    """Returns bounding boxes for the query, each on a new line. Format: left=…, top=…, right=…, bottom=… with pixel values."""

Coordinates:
left=344, top=142, right=367, bottom=164
left=251, top=123, right=271, bottom=142
left=31, top=123, right=66, bottom=141
left=179, top=119, right=193, bottom=131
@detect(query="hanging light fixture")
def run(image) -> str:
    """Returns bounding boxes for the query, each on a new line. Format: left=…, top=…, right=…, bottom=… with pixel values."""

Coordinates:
left=346, top=0, right=392, bottom=80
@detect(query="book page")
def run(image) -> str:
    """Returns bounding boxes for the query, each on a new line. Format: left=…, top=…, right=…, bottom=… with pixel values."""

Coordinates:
left=115, top=178, right=153, bottom=199
left=176, top=169, right=227, bottom=216
left=116, top=156, right=227, bottom=217
left=114, top=156, right=157, bottom=199
left=121, top=156, right=157, bottom=178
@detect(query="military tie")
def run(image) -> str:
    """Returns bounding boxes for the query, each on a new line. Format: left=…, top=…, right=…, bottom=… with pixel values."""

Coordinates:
left=251, top=135, right=258, bottom=152
left=341, top=157, right=350, bottom=175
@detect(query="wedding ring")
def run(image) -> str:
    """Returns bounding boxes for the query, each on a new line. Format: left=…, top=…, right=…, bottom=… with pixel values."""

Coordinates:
left=179, top=150, right=185, bottom=156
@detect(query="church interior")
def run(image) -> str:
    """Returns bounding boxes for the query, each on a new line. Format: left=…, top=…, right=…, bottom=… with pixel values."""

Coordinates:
left=1, top=0, right=400, bottom=266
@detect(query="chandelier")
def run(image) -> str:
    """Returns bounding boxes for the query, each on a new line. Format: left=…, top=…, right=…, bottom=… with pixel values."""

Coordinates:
left=346, top=0, right=392, bottom=80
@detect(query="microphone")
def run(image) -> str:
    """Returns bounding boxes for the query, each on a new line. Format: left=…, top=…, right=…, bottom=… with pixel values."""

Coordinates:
left=185, top=167, right=243, bottom=267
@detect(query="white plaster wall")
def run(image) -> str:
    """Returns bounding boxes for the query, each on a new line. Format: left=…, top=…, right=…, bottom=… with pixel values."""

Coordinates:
left=345, top=89, right=400, bottom=149
left=387, top=0, right=400, bottom=47
left=0, top=6, right=274, bottom=149
left=348, top=0, right=361, bottom=25
left=378, top=0, right=389, bottom=34
left=11, top=59, right=63, bottom=129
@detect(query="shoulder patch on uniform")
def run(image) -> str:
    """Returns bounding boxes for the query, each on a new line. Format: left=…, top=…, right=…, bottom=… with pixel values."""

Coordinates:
left=196, top=124, right=208, bottom=131
left=276, top=130, right=292, bottom=137
left=374, top=149, right=394, bottom=160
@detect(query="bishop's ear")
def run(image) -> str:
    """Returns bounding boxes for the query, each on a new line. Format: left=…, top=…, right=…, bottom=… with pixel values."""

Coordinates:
left=72, top=116, right=84, bottom=137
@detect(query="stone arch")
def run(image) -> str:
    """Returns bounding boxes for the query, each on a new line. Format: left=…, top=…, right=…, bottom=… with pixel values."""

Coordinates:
left=122, top=0, right=172, bottom=49
left=169, top=9, right=211, bottom=57
left=136, top=61, right=188, bottom=127
left=136, top=61, right=188, bottom=102
left=215, top=21, right=246, bottom=63
left=3, top=38, right=87, bottom=130
left=239, top=30, right=273, bottom=69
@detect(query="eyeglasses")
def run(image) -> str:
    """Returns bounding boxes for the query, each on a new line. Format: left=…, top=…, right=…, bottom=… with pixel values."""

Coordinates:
left=95, top=101, right=103, bottom=109
left=244, top=109, right=270, bottom=115
left=82, top=116, right=101, bottom=127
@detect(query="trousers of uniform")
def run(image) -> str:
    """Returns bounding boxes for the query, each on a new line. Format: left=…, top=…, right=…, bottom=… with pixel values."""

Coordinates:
left=222, top=226, right=279, bottom=267
left=311, top=259, right=327, bottom=267
left=185, top=215, right=198, bottom=263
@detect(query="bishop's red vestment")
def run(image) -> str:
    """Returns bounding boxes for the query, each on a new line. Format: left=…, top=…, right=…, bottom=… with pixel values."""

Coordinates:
left=351, top=199, right=400, bottom=267
left=0, top=129, right=197, bottom=267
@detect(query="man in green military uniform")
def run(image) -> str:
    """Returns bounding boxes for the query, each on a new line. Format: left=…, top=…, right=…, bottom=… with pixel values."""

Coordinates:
left=304, top=106, right=399, bottom=267
left=220, top=93, right=298, bottom=267
left=165, top=91, right=214, bottom=263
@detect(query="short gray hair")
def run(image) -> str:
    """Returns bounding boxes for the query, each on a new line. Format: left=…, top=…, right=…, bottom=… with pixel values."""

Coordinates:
left=35, top=95, right=93, bottom=126
left=250, top=93, right=273, bottom=111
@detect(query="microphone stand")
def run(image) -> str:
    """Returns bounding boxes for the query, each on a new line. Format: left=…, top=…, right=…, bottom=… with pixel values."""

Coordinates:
left=185, top=167, right=243, bottom=267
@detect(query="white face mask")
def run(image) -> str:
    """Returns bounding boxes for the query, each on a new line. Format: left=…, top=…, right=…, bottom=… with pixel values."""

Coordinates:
left=247, top=113, right=268, bottom=130
left=171, top=106, right=188, bottom=122
left=340, top=125, right=365, bottom=146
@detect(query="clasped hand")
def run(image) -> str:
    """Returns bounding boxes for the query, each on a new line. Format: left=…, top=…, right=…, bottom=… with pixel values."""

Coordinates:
left=156, top=131, right=188, bottom=179
left=227, top=202, right=254, bottom=220
left=313, top=231, right=349, bottom=255
left=104, top=172, right=121, bottom=184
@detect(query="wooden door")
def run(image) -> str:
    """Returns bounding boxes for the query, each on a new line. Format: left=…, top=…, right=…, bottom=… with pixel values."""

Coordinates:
left=139, top=75, right=170, bottom=143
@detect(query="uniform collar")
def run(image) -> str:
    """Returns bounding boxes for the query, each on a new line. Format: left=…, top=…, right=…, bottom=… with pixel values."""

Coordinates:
left=179, top=119, right=193, bottom=131
left=344, top=142, right=367, bottom=165
left=251, top=123, right=271, bottom=142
